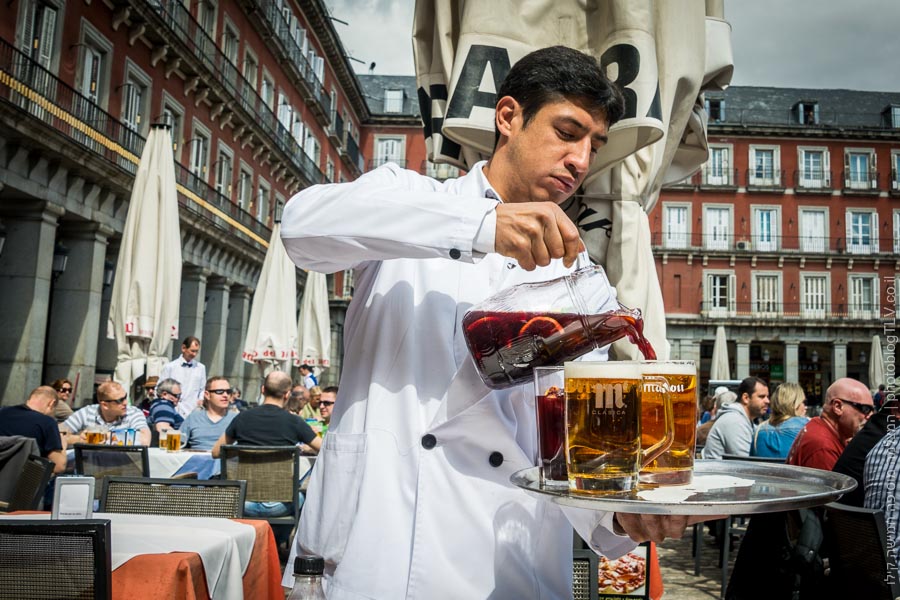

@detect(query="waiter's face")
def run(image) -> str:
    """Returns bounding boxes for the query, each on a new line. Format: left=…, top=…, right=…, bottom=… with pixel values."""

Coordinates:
left=182, top=342, right=200, bottom=362
left=500, top=96, right=609, bottom=205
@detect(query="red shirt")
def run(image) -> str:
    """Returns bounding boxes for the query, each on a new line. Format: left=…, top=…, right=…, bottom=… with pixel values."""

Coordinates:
left=786, top=416, right=845, bottom=470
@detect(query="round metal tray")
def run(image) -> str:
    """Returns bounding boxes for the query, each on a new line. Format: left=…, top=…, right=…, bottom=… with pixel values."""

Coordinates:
left=510, top=460, right=857, bottom=515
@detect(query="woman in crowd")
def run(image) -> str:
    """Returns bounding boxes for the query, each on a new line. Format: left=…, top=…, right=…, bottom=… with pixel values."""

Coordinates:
left=751, top=381, right=809, bottom=458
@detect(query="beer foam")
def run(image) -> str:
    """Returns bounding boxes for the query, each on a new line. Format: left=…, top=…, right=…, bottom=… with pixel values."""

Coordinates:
left=564, top=361, right=643, bottom=380
left=641, top=361, right=696, bottom=376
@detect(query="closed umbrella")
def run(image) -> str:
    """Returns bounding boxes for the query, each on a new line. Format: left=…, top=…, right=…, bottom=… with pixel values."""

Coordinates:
left=414, top=0, right=734, bottom=361
left=107, top=123, right=182, bottom=388
left=296, top=271, right=331, bottom=370
left=710, top=325, right=731, bottom=381
left=242, top=223, right=298, bottom=376
left=869, top=335, right=885, bottom=390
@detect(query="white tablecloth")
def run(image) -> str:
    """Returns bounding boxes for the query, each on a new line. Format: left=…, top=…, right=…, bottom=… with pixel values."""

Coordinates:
left=66, top=448, right=212, bottom=478
left=0, top=512, right=255, bottom=600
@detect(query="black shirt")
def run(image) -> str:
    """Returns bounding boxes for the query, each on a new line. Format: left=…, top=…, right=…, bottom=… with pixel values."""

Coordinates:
left=832, top=410, right=889, bottom=507
left=225, top=404, right=317, bottom=446
left=0, top=405, right=63, bottom=457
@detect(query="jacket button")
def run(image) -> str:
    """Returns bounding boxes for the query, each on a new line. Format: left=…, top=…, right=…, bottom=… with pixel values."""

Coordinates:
left=421, top=434, right=437, bottom=449
left=489, top=451, right=503, bottom=467
left=449, top=248, right=461, bottom=260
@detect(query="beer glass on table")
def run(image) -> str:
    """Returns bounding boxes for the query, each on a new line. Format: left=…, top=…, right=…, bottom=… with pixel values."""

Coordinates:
left=534, top=366, right=567, bottom=489
left=639, top=361, right=698, bottom=486
left=85, top=426, right=107, bottom=445
left=158, top=427, right=169, bottom=450
left=564, top=361, right=674, bottom=495
left=166, top=430, right=181, bottom=452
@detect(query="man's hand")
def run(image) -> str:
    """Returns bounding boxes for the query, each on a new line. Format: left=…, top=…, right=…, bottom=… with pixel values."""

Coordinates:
left=494, top=202, right=583, bottom=271
left=613, top=513, right=726, bottom=544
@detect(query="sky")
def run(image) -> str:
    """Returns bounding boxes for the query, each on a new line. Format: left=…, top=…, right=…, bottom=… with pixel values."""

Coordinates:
left=322, top=0, right=900, bottom=92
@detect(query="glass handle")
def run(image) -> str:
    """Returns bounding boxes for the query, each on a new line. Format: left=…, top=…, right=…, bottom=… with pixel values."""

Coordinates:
left=639, top=375, right=674, bottom=469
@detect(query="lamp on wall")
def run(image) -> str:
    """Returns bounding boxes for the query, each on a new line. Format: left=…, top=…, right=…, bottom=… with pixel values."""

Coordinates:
left=103, top=260, right=115, bottom=288
left=762, top=348, right=770, bottom=363
left=811, top=350, right=819, bottom=364
left=52, top=242, right=69, bottom=282
left=859, top=350, right=867, bottom=364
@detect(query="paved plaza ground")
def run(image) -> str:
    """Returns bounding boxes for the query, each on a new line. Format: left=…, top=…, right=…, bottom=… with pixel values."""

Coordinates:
left=657, top=524, right=739, bottom=599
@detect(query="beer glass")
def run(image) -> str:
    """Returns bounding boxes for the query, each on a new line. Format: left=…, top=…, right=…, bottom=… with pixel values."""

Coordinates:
left=564, top=361, right=673, bottom=494
left=158, top=428, right=169, bottom=450
left=166, top=430, right=181, bottom=452
left=85, top=426, right=107, bottom=445
left=639, top=361, right=698, bottom=486
left=534, top=366, right=567, bottom=489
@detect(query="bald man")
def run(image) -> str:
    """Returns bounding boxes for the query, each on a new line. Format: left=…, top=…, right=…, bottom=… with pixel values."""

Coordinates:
left=0, top=386, right=67, bottom=473
left=786, top=377, right=874, bottom=470
left=61, top=381, right=151, bottom=447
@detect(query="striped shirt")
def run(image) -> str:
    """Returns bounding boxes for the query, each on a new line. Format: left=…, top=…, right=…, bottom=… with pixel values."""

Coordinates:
left=63, top=404, right=150, bottom=434
left=159, top=358, right=207, bottom=418
left=863, top=424, right=900, bottom=572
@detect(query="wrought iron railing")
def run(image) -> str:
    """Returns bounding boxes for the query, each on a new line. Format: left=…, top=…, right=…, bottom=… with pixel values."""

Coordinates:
left=344, top=133, right=363, bottom=175
left=652, top=231, right=890, bottom=255
left=699, top=301, right=880, bottom=320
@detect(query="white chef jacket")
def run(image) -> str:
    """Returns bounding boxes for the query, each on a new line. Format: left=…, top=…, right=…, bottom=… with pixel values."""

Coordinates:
left=280, top=162, right=635, bottom=599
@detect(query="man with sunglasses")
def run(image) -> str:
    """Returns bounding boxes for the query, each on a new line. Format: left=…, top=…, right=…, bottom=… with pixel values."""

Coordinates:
left=180, top=376, right=238, bottom=450
left=787, top=377, right=874, bottom=470
left=148, top=378, right=184, bottom=434
left=61, top=381, right=151, bottom=446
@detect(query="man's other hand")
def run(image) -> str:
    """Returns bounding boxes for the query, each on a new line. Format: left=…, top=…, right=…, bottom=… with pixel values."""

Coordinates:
left=613, top=513, right=727, bottom=544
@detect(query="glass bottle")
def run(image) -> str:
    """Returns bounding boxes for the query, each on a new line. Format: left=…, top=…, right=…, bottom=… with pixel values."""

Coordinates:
left=287, top=555, right=326, bottom=600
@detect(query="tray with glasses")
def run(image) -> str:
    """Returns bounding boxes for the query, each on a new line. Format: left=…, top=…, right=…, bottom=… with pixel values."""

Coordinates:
left=510, top=459, right=857, bottom=515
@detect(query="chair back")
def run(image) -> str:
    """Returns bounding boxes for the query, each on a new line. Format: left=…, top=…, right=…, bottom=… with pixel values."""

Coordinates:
left=0, top=519, right=112, bottom=600
left=824, top=502, right=900, bottom=600
left=6, top=455, right=54, bottom=511
left=100, top=477, right=246, bottom=518
left=219, top=445, right=299, bottom=503
left=73, top=444, right=150, bottom=498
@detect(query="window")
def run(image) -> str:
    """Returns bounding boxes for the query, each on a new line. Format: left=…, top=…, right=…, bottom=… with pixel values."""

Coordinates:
left=334, top=269, right=354, bottom=299
left=663, top=205, right=689, bottom=249
left=384, top=89, right=404, bottom=113
left=753, top=274, right=781, bottom=316
left=893, top=152, right=900, bottom=191
left=749, top=146, right=780, bottom=186
left=882, top=105, right=900, bottom=128
left=256, top=179, right=270, bottom=224
left=795, top=101, right=818, bottom=125
left=326, top=159, right=335, bottom=183
left=801, top=274, right=828, bottom=319
left=304, top=132, right=321, bottom=168
left=704, top=206, right=731, bottom=250
left=237, top=166, right=252, bottom=212
left=799, top=208, right=827, bottom=252
left=705, top=146, right=730, bottom=185
left=798, top=147, right=830, bottom=188
left=242, top=51, right=258, bottom=86
left=705, top=98, right=725, bottom=122
left=894, top=210, right=900, bottom=254
left=188, top=123, right=210, bottom=180
left=846, top=210, right=877, bottom=254
left=374, top=137, right=404, bottom=168
left=222, top=21, right=238, bottom=65
left=291, top=114, right=305, bottom=148
left=330, top=88, right=337, bottom=120
left=277, top=91, right=292, bottom=132
left=214, top=146, right=233, bottom=197
left=848, top=275, right=878, bottom=319
left=19, top=0, right=58, bottom=70
left=161, top=94, right=184, bottom=152
left=844, top=149, right=876, bottom=190
left=753, top=207, right=779, bottom=252
left=261, top=72, right=275, bottom=110
left=78, top=45, right=103, bottom=104
left=195, top=0, right=217, bottom=58
left=705, top=272, right=735, bottom=315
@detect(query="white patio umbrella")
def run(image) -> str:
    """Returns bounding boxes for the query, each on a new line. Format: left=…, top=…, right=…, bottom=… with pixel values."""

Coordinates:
left=296, top=270, right=331, bottom=370
left=107, top=123, right=182, bottom=388
left=414, top=0, right=734, bottom=361
left=242, top=223, right=298, bottom=376
left=869, top=335, right=885, bottom=390
left=710, top=325, right=731, bottom=381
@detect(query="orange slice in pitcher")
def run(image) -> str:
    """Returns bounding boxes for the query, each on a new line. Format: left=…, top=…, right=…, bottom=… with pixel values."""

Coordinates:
left=518, top=315, right=564, bottom=338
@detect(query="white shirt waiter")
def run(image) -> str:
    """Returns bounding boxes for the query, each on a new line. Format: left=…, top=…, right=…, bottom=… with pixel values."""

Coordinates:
left=159, top=336, right=207, bottom=417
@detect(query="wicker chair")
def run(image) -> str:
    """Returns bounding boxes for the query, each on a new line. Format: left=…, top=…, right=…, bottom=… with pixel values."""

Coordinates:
left=0, top=519, right=112, bottom=600
left=0, top=454, right=54, bottom=513
left=73, top=444, right=150, bottom=499
left=219, top=445, right=300, bottom=528
left=99, top=477, right=246, bottom=518
left=824, top=502, right=900, bottom=600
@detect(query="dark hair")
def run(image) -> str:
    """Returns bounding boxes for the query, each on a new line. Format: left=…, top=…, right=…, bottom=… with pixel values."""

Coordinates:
left=206, top=376, right=229, bottom=390
left=182, top=336, right=200, bottom=348
left=298, top=364, right=312, bottom=372
left=738, top=376, right=768, bottom=402
left=494, top=45, right=625, bottom=147
left=322, top=386, right=339, bottom=395
left=50, top=378, right=72, bottom=392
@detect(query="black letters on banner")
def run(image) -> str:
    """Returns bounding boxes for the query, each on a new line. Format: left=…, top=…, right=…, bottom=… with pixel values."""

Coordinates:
left=600, top=43, right=662, bottom=121
left=445, top=45, right=511, bottom=121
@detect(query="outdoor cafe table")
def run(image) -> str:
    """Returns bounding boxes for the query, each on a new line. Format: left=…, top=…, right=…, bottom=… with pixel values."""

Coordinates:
left=65, top=447, right=213, bottom=478
left=3, top=512, right=283, bottom=600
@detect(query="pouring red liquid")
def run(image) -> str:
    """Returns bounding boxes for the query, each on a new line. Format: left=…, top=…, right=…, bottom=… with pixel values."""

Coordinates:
left=463, top=308, right=656, bottom=389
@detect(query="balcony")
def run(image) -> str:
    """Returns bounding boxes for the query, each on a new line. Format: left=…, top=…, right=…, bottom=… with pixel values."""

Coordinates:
left=0, top=37, right=271, bottom=246
left=698, top=166, right=738, bottom=190
left=840, top=169, right=880, bottom=195
left=421, top=160, right=461, bottom=181
left=661, top=172, right=700, bottom=191
left=792, top=169, right=833, bottom=194
left=745, top=168, right=786, bottom=193
left=652, top=231, right=892, bottom=256
left=328, top=110, right=344, bottom=148
left=699, top=302, right=879, bottom=321
left=341, top=133, right=364, bottom=177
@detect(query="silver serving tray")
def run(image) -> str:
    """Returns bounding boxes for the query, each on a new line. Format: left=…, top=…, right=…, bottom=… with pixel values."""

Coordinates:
left=510, top=460, right=857, bottom=515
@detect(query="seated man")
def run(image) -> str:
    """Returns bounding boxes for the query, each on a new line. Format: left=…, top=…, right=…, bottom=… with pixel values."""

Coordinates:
left=0, top=386, right=67, bottom=473
left=701, top=377, right=769, bottom=460
left=180, top=376, right=238, bottom=451
left=212, top=371, right=321, bottom=543
left=148, top=378, right=184, bottom=432
left=61, top=381, right=151, bottom=446
left=318, top=386, right=338, bottom=436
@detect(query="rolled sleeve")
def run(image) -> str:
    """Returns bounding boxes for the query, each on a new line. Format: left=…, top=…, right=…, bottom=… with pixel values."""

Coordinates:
left=561, top=506, right=636, bottom=559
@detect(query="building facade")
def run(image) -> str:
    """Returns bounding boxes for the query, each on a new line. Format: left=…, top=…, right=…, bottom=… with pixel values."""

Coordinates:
left=0, top=0, right=370, bottom=405
left=653, top=86, right=900, bottom=403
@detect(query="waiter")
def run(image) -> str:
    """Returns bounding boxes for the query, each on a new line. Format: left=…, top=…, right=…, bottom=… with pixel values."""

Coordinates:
left=282, top=46, right=699, bottom=598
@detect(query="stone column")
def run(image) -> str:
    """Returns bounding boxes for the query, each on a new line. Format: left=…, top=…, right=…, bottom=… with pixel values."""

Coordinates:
left=224, top=285, right=252, bottom=395
left=95, top=241, right=120, bottom=388
left=179, top=266, right=209, bottom=344
left=736, top=342, right=751, bottom=379
left=45, top=223, right=113, bottom=407
left=785, top=341, right=799, bottom=383
left=679, top=338, right=701, bottom=367
left=832, top=342, right=847, bottom=380
left=0, top=203, right=63, bottom=405
left=202, top=276, right=231, bottom=375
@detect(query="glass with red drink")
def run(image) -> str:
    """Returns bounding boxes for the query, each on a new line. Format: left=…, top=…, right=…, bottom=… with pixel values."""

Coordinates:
left=534, top=366, right=568, bottom=489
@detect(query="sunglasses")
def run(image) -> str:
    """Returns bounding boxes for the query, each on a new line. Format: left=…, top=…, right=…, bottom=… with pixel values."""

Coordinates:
left=163, top=392, right=182, bottom=399
left=208, top=389, right=233, bottom=395
left=105, top=396, right=128, bottom=405
left=58, top=387, right=72, bottom=393
left=836, top=398, right=874, bottom=416
left=319, top=401, right=335, bottom=407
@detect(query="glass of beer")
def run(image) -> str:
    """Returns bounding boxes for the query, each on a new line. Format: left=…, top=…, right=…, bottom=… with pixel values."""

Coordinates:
left=639, top=360, right=698, bottom=486
left=158, top=428, right=169, bottom=450
left=85, top=426, right=107, bottom=445
left=534, top=366, right=567, bottom=489
left=166, top=430, right=181, bottom=452
left=564, top=361, right=674, bottom=495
